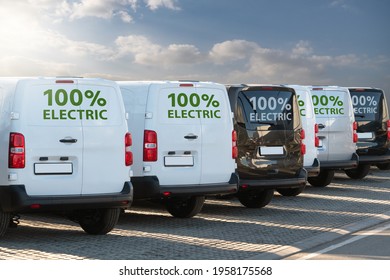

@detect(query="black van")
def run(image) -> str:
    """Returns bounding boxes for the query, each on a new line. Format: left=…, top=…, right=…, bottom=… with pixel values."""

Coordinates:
left=346, top=87, right=390, bottom=178
left=226, top=85, right=307, bottom=208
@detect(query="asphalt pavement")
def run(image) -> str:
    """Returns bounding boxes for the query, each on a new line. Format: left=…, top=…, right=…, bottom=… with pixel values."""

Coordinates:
left=0, top=167, right=389, bottom=260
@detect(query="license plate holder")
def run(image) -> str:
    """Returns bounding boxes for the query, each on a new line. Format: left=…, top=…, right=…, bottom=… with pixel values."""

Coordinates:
left=357, top=132, right=374, bottom=140
left=259, top=146, right=284, bottom=156
left=34, top=163, right=73, bottom=175
left=164, top=156, right=194, bottom=167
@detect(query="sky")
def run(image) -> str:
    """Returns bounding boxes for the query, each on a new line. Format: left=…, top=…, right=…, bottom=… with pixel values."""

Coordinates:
left=1, top=0, right=389, bottom=97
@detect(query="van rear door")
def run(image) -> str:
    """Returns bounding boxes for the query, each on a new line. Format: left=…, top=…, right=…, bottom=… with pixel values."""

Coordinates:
left=197, top=84, right=233, bottom=184
left=236, top=86, right=301, bottom=179
left=151, top=83, right=202, bottom=185
left=349, top=88, right=387, bottom=142
left=311, top=88, right=353, bottom=161
left=78, top=81, right=127, bottom=195
left=15, top=79, right=83, bottom=196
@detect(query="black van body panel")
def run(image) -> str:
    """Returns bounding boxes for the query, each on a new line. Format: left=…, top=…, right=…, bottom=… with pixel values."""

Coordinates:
left=239, top=168, right=307, bottom=191
left=131, top=173, right=239, bottom=199
left=0, top=182, right=133, bottom=212
left=349, top=88, right=390, bottom=165
left=227, top=85, right=305, bottom=189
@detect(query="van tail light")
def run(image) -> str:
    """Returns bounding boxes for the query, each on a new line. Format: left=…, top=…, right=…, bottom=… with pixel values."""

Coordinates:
left=144, top=130, right=158, bottom=161
left=232, top=130, right=238, bottom=159
left=352, top=121, right=358, bottom=143
left=300, top=129, right=306, bottom=155
left=125, top=132, right=133, bottom=166
left=386, top=120, right=390, bottom=140
left=9, top=133, right=25, bottom=168
left=300, top=129, right=305, bottom=140
left=314, top=124, right=320, bottom=147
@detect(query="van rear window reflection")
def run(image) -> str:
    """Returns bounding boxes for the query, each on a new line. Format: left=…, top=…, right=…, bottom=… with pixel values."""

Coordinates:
left=350, top=91, right=382, bottom=121
left=237, top=90, right=294, bottom=130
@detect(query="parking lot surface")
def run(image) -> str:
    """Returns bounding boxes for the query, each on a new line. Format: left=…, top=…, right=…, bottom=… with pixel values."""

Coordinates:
left=1, top=168, right=389, bottom=260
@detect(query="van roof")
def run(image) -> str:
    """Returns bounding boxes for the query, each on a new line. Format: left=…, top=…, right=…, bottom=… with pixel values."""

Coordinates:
left=117, top=80, right=225, bottom=87
left=307, top=85, right=349, bottom=91
left=348, top=87, right=384, bottom=92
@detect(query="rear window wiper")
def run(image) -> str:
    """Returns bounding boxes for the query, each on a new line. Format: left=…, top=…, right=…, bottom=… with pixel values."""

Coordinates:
left=354, top=114, right=365, bottom=118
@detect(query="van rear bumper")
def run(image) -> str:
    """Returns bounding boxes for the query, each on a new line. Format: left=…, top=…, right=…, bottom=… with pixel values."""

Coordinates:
left=238, top=168, right=307, bottom=191
left=0, top=182, right=133, bottom=213
left=320, top=153, right=359, bottom=170
left=357, top=149, right=390, bottom=165
left=305, top=158, right=320, bottom=177
left=131, top=173, right=239, bottom=199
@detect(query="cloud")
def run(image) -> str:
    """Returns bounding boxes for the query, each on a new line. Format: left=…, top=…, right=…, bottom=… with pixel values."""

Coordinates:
left=0, top=56, right=75, bottom=76
left=26, top=0, right=179, bottom=23
left=144, top=0, right=180, bottom=11
left=209, top=40, right=259, bottom=64
left=329, top=0, right=358, bottom=13
left=206, top=39, right=363, bottom=84
left=0, top=1, right=386, bottom=91
left=114, top=35, right=202, bottom=66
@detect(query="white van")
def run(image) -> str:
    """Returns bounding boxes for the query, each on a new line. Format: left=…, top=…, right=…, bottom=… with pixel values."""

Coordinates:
left=306, top=86, right=358, bottom=187
left=118, top=81, right=238, bottom=218
left=288, top=85, right=320, bottom=177
left=0, top=77, right=133, bottom=237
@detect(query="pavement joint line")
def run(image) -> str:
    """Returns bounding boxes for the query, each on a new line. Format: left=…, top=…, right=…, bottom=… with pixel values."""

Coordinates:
left=297, top=221, right=390, bottom=260
left=247, top=209, right=390, bottom=260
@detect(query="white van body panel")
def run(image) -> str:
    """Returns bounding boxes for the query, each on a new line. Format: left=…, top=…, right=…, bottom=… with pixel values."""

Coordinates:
left=308, top=86, right=356, bottom=162
left=118, top=81, right=236, bottom=188
left=288, top=85, right=319, bottom=169
left=0, top=77, right=130, bottom=196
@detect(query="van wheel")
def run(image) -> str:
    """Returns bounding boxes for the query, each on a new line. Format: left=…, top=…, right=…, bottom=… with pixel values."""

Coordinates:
left=0, top=211, right=11, bottom=237
left=308, top=170, right=335, bottom=187
left=277, top=186, right=305, bottom=197
left=238, top=189, right=274, bottom=208
left=345, top=164, right=370, bottom=179
left=376, top=162, right=390, bottom=170
left=165, top=196, right=205, bottom=218
left=78, top=208, right=120, bottom=235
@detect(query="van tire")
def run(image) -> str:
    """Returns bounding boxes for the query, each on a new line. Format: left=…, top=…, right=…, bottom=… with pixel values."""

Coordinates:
left=238, top=189, right=274, bottom=208
left=277, top=186, right=305, bottom=197
left=345, top=164, right=370, bottom=179
left=308, top=170, right=335, bottom=187
left=78, top=208, right=120, bottom=235
left=376, top=162, right=390, bottom=170
left=0, top=211, right=11, bottom=237
left=165, top=196, right=205, bottom=218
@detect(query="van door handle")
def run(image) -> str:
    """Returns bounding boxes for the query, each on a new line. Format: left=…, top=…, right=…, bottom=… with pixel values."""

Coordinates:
left=59, top=138, right=78, bottom=143
left=184, top=135, right=198, bottom=140
left=318, top=124, right=326, bottom=129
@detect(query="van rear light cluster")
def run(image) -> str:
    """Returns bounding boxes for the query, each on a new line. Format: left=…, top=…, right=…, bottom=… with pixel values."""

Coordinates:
left=9, top=133, right=25, bottom=168
left=300, top=129, right=306, bottom=155
left=314, top=124, right=320, bottom=147
left=144, top=130, right=158, bottom=161
left=387, top=120, right=390, bottom=140
left=125, top=132, right=133, bottom=166
left=353, top=122, right=358, bottom=143
left=232, top=130, right=238, bottom=159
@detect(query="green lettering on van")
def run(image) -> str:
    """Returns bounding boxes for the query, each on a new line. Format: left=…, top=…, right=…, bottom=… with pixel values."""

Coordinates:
left=168, top=93, right=220, bottom=108
left=43, top=88, right=107, bottom=107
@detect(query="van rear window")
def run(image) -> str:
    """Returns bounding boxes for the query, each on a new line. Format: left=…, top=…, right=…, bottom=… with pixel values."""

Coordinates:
left=237, top=90, right=294, bottom=130
left=350, top=91, right=382, bottom=121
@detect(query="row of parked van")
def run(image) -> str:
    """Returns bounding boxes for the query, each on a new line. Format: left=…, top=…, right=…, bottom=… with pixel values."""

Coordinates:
left=0, top=77, right=389, bottom=237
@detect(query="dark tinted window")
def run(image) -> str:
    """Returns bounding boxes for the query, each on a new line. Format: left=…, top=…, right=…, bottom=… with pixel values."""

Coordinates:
left=237, top=90, right=294, bottom=130
left=350, top=91, right=383, bottom=121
